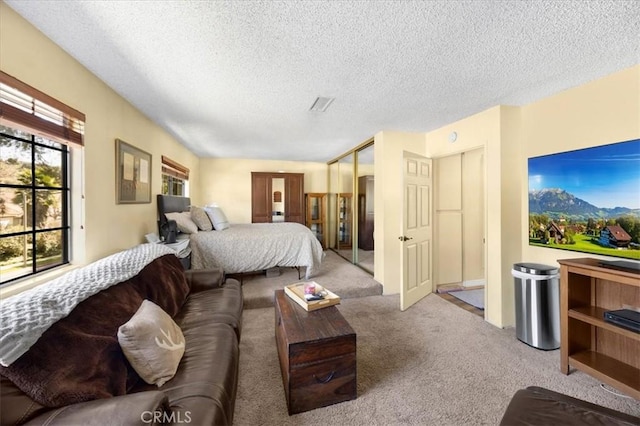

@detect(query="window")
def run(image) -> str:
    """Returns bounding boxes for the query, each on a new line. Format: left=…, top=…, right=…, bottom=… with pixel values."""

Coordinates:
left=0, top=125, right=69, bottom=284
left=161, top=156, right=189, bottom=197
left=0, top=71, right=84, bottom=285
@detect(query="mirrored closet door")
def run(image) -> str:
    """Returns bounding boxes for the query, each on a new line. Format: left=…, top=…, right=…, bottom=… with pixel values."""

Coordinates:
left=355, top=143, right=374, bottom=273
left=327, top=140, right=374, bottom=273
left=336, top=154, right=354, bottom=263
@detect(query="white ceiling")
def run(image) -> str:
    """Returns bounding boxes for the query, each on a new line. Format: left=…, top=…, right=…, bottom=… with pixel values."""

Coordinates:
left=5, top=0, right=640, bottom=162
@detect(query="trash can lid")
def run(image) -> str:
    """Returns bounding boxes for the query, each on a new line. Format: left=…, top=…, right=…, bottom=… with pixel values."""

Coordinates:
left=513, top=263, right=559, bottom=275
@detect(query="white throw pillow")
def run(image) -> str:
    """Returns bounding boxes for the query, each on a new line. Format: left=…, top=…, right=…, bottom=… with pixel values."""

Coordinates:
left=118, top=300, right=185, bottom=387
left=204, top=206, right=230, bottom=230
left=165, top=212, right=199, bottom=234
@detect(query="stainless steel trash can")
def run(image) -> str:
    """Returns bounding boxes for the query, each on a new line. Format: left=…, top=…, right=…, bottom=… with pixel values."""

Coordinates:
left=511, top=263, right=560, bottom=350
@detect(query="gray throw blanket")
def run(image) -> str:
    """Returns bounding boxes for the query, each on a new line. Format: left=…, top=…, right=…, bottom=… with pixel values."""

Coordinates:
left=0, top=243, right=175, bottom=367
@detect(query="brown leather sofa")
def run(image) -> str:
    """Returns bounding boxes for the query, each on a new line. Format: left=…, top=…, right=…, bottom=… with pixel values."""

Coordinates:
left=500, top=386, right=640, bottom=426
left=1, top=253, right=243, bottom=426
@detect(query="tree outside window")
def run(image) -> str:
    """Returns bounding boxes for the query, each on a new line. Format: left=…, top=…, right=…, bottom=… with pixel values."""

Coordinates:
left=0, top=125, right=68, bottom=284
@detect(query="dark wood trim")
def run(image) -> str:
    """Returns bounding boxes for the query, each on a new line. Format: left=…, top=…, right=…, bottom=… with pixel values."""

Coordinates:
left=161, top=156, right=189, bottom=180
left=0, top=71, right=85, bottom=121
left=0, top=71, right=85, bottom=146
left=0, top=102, right=83, bottom=145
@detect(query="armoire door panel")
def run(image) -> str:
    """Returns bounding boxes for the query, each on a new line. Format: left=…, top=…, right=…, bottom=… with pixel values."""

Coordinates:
left=252, top=172, right=272, bottom=223
left=285, top=173, right=305, bottom=224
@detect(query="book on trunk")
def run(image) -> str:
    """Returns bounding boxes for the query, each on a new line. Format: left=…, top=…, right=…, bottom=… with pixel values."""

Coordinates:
left=283, top=282, right=341, bottom=311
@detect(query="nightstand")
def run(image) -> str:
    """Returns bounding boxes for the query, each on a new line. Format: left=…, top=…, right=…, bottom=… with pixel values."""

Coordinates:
left=163, top=238, right=191, bottom=270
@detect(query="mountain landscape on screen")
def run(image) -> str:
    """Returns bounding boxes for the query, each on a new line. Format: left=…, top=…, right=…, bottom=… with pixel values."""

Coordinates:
left=529, top=188, right=640, bottom=221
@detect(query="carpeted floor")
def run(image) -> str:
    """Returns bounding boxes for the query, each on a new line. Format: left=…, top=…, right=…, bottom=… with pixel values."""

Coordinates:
left=239, top=250, right=383, bottom=309
left=232, top=253, right=639, bottom=424
left=234, top=294, right=640, bottom=425
left=448, top=288, right=484, bottom=310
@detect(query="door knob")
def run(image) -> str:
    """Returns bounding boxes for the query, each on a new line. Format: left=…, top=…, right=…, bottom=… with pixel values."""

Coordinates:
left=398, top=236, right=413, bottom=241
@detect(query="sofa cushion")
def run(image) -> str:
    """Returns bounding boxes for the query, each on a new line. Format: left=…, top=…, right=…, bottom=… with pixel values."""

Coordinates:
left=131, top=323, right=239, bottom=426
left=0, top=254, right=190, bottom=408
left=118, top=300, right=186, bottom=387
left=500, top=386, right=640, bottom=426
left=22, top=390, right=171, bottom=426
left=0, top=376, right=48, bottom=426
left=173, top=279, right=244, bottom=339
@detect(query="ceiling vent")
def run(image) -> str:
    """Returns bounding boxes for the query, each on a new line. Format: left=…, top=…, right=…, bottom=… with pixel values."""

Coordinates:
left=309, top=96, right=335, bottom=112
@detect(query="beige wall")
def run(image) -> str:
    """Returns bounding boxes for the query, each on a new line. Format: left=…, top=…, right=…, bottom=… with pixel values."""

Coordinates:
left=0, top=3, right=199, bottom=295
left=498, top=106, right=524, bottom=327
left=519, top=66, right=640, bottom=267
left=425, top=106, right=510, bottom=326
left=424, top=66, right=639, bottom=328
left=198, top=158, right=327, bottom=224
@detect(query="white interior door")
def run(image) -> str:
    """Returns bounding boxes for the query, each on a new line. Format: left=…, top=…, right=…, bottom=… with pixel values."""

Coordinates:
left=401, top=151, right=433, bottom=311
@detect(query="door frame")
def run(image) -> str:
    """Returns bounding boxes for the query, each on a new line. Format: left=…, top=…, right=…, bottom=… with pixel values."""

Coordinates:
left=432, top=146, right=487, bottom=315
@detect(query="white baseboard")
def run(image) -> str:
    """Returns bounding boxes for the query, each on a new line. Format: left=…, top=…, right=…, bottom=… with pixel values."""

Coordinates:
left=463, top=279, right=485, bottom=288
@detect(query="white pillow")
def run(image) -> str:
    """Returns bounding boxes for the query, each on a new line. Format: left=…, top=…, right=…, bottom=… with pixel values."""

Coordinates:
left=204, top=206, right=230, bottom=231
left=118, top=300, right=185, bottom=387
left=165, top=212, right=198, bottom=234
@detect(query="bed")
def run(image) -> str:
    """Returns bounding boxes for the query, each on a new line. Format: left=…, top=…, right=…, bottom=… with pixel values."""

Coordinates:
left=157, top=195, right=323, bottom=278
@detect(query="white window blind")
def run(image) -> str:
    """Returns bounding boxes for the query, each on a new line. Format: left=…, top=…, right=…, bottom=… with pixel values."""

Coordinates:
left=0, top=71, right=85, bottom=146
left=161, top=156, right=189, bottom=180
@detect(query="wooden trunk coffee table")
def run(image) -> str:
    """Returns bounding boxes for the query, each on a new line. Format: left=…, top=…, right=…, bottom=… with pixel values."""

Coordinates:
left=274, top=289, right=357, bottom=415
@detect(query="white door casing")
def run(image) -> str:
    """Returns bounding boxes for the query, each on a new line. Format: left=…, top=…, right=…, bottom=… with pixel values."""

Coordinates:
left=401, top=152, right=433, bottom=311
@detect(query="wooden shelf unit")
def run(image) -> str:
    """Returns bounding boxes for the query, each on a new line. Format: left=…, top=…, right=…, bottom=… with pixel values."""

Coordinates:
left=337, top=193, right=352, bottom=249
left=305, top=193, right=327, bottom=249
left=558, top=258, right=640, bottom=400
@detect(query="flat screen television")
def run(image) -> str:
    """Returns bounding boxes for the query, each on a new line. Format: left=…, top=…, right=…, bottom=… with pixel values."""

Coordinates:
left=528, top=138, right=640, bottom=260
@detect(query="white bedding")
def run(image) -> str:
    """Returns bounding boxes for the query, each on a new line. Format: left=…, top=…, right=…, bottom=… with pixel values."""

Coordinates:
left=189, top=222, right=324, bottom=278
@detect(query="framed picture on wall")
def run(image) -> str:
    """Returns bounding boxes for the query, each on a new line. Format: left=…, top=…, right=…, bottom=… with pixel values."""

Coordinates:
left=116, top=138, right=152, bottom=204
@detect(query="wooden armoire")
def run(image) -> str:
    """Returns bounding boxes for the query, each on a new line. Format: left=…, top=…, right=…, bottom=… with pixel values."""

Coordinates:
left=251, top=172, right=304, bottom=224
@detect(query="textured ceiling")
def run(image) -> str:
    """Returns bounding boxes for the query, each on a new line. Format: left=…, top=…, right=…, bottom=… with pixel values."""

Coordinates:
left=5, top=0, right=640, bottom=162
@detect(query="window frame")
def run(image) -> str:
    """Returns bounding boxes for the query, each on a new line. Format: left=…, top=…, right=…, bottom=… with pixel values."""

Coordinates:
left=0, top=72, right=84, bottom=287
left=0, top=126, right=71, bottom=284
left=161, top=156, right=189, bottom=197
